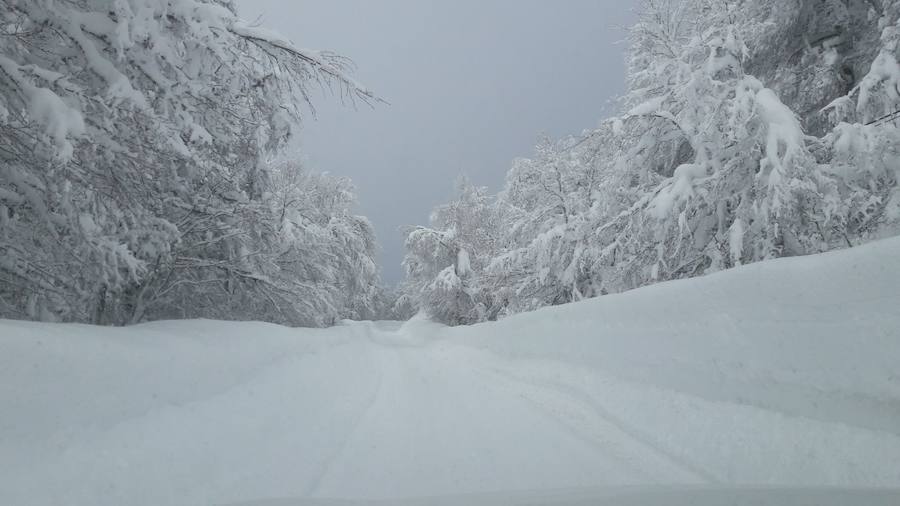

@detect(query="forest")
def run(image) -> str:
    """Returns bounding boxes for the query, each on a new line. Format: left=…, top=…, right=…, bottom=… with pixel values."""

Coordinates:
left=2, top=0, right=899, bottom=326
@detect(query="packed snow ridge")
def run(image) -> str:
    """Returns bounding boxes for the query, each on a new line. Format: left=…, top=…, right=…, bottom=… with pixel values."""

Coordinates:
left=2, top=238, right=900, bottom=505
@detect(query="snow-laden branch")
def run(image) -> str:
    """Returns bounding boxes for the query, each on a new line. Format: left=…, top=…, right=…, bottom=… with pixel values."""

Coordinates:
left=230, top=21, right=384, bottom=106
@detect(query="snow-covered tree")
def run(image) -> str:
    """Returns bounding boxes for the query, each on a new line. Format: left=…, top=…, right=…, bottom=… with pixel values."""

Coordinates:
left=400, top=179, right=497, bottom=325
left=0, top=0, right=380, bottom=324
left=483, top=130, right=619, bottom=315
left=600, top=4, right=834, bottom=289
left=131, top=159, right=381, bottom=327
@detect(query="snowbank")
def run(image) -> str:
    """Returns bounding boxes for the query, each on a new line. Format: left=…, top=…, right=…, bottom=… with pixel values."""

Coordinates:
left=448, top=236, right=900, bottom=433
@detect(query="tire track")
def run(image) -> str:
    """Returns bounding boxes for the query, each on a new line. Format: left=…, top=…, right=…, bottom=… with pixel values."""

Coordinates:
left=455, top=347, right=721, bottom=484
left=304, top=342, right=389, bottom=497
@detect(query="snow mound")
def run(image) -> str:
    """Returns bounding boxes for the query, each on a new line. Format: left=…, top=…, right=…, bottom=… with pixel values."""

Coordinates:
left=1, top=238, right=900, bottom=505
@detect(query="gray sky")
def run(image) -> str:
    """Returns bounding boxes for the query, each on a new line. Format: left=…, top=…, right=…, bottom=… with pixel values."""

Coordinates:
left=235, top=0, right=637, bottom=283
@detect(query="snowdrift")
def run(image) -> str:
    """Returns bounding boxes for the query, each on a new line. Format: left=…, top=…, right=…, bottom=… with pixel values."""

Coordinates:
left=1, top=238, right=899, bottom=505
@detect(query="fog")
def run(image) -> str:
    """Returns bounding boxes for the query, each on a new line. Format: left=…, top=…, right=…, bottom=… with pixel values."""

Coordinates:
left=235, top=0, right=637, bottom=282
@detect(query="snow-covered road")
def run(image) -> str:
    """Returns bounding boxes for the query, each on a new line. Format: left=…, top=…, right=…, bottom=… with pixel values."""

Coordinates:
left=303, top=322, right=712, bottom=499
left=3, top=238, right=900, bottom=505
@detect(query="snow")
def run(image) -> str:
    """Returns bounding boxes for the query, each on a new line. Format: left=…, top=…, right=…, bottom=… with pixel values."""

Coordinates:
left=2, top=238, right=900, bottom=505
left=728, top=218, right=744, bottom=265
left=858, top=50, right=900, bottom=121
left=456, top=248, right=471, bottom=277
left=650, top=163, right=707, bottom=218
left=755, top=86, right=804, bottom=186
left=627, top=95, right=668, bottom=117
left=0, top=55, right=85, bottom=160
left=50, top=9, right=148, bottom=109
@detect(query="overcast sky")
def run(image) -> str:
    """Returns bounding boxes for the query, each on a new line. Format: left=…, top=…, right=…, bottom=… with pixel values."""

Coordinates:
left=235, top=0, right=637, bottom=283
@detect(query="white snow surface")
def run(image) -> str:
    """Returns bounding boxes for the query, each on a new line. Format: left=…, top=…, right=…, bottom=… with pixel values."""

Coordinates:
left=2, top=238, right=900, bottom=505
